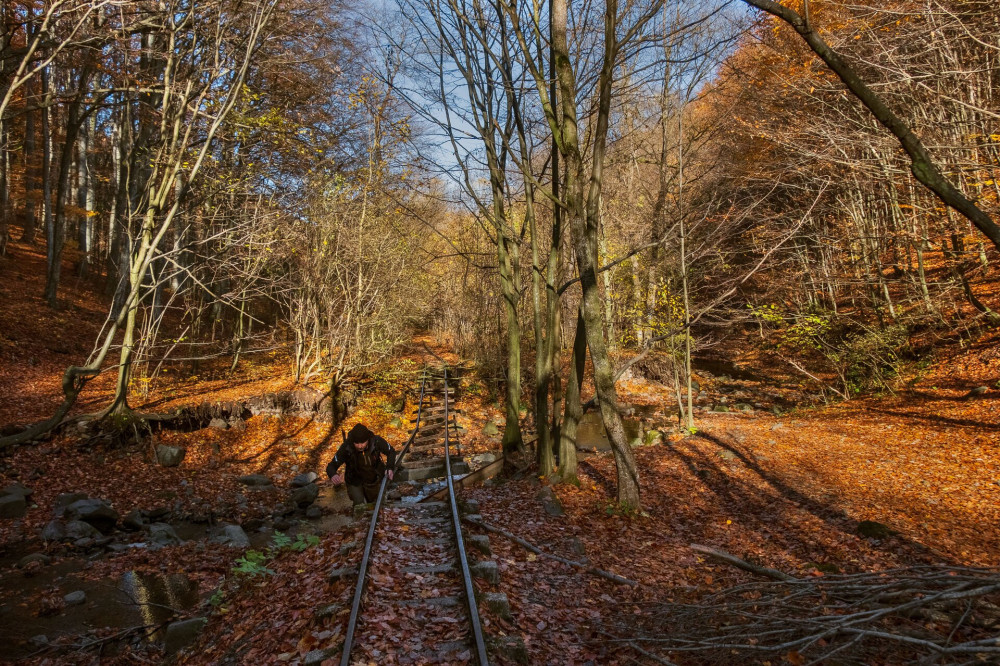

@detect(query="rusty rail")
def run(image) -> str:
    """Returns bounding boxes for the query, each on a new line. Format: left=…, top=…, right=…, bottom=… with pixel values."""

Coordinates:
left=339, top=366, right=489, bottom=665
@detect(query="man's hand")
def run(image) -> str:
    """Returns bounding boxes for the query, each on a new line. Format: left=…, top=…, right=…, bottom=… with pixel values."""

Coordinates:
left=330, top=473, right=344, bottom=486
left=386, top=469, right=394, bottom=482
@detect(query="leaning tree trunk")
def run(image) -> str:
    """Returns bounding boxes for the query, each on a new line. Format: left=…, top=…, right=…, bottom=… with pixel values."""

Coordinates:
left=552, top=0, right=640, bottom=507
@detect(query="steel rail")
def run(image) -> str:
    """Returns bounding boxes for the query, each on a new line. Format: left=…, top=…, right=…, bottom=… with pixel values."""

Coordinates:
left=339, top=370, right=429, bottom=666
left=443, top=366, right=490, bottom=666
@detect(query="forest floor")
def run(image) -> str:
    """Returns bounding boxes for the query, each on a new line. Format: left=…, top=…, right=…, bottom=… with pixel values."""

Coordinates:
left=1, top=234, right=999, bottom=664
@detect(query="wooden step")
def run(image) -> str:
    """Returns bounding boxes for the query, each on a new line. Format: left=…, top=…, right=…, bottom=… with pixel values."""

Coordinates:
left=411, top=432, right=459, bottom=444
left=410, top=424, right=459, bottom=435
left=411, top=416, right=457, bottom=425
left=414, top=406, right=461, bottom=415
left=390, top=501, right=448, bottom=509
left=409, top=443, right=447, bottom=454
left=401, top=456, right=446, bottom=469
left=396, top=460, right=470, bottom=481
left=413, top=420, right=459, bottom=430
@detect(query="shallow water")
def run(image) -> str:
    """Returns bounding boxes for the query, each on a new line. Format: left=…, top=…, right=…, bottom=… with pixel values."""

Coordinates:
left=574, top=404, right=657, bottom=451
left=0, top=569, right=200, bottom=660
left=0, top=486, right=353, bottom=660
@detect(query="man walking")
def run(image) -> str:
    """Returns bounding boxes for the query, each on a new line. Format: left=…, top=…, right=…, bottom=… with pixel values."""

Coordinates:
left=326, top=423, right=397, bottom=505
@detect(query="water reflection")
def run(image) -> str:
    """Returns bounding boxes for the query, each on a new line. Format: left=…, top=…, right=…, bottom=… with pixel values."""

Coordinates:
left=119, top=572, right=198, bottom=639
left=575, top=404, right=657, bottom=450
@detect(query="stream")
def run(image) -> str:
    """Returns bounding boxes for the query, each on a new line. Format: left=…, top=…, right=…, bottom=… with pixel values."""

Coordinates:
left=0, top=485, right=353, bottom=660
left=575, top=403, right=662, bottom=451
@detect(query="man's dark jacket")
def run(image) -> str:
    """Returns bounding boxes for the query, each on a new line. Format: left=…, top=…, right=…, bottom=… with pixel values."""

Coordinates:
left=326, top=435, right=397, bottom=486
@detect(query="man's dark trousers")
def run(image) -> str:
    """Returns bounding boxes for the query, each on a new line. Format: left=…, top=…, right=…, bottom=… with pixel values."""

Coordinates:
left=347, top=482, right=380, bottom=505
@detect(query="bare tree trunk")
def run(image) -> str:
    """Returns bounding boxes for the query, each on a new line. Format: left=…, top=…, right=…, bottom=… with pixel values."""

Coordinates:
left=21, top=93, right=37, bottom=243
left=598, top=204, right=616, bottom=351
left=946, top=227, right=999, bottom=323
left=530, top=189, right=555, bottom=476
left=677, top=100, right=694, bottom=431
left=41, top=67, right=55, bottom=302
left=498, top=232, right=524, bottom=455
left=0, top=4, right=10, bottom=254
left=45, top=64, right=93, bottom=307
left=551, top=0, right=640, bottom=507
left=558, top=308, right=585, bottom=483
left=77, top=114, right=94, bottom=276
left=0, top=115, right=9, bottom=256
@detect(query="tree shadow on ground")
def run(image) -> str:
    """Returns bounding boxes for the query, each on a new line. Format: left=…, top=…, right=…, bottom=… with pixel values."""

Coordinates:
left=678, top=429, right=953, bottom=565
left=577, top=429, right=951, bottom=570
left=227, top=413, right=325, bottom=475
left=862, top=402, right=1000, bottom=431
left=136, top=375, right=283, bottom=411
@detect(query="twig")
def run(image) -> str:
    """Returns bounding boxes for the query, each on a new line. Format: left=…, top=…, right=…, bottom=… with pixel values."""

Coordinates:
left=605, top=565, right=1000, bottom=663
left=627, top=641, right=680, bottom=665
left=690, top=543, right=798, bottom=582
left=464, top=516, right=637, bottom=586
left=74, top=622, right=164, bottom=649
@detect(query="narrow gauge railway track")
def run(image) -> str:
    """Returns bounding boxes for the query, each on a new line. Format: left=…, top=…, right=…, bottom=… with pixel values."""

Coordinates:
left=340, top=366, right=489, bottom=665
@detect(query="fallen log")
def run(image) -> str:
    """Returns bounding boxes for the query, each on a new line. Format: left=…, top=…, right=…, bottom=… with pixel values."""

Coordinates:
left=690, top=543, right=797, bottom=582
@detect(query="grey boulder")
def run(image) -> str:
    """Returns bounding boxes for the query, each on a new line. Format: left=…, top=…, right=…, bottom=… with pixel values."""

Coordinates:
left=211, top=524, right=250, bottom=548
left=18, top=553, right=51, bottom=568
left=121, top=509, right=145, bottom=531
left=156, top=445, right=186, bottom=467
left=2, top=483, right=33, bottom=499
left=148, top=523, right=182, bottom=549
left=41, top=520, right=66, bottom=541
left=53, top=493, right=89, bottom=517
left=290, top=472, right=318, bottom=488
left=238, top=474, right=273, bottom=488
left=0, top=493, right=27, bottom=519
left=535, top=486, right=565, bottom=517
left=65, top=520, right=101, bottom=540
left=291, top=483, right=319, bottom=508
left=164, top=617, right=207, bottom=655
left=66, top=499, right=119, bottom=534
left=64, top=590, right=86, bottom=606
